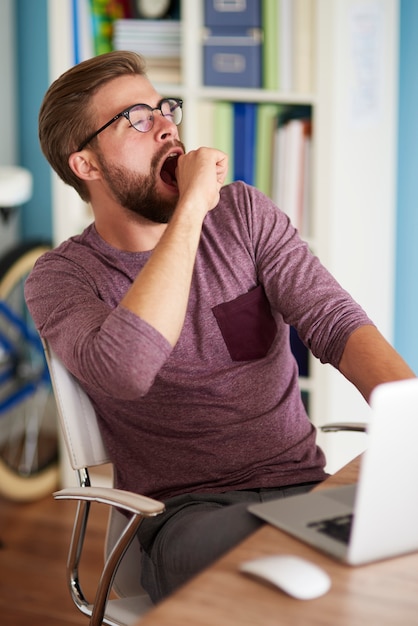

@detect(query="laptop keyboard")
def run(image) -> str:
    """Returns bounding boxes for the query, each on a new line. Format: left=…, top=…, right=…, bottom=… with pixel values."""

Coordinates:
left=307, top=513, right=353, bottom=545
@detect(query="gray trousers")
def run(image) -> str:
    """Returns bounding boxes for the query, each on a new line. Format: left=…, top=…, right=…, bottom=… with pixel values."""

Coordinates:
left=137, top=483, right=318, bottom=603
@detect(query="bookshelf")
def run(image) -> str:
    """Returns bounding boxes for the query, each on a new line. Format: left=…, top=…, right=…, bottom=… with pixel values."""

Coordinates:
left=48, top=0, right=399, bottom=473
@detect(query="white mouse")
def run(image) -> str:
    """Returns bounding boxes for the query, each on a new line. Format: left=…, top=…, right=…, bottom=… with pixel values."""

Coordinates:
left=240, top=554, right=331, bottom=600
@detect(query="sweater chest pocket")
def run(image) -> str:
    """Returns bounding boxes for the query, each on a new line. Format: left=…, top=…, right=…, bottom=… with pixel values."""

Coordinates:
left=212, top=285, right=277, bottom=361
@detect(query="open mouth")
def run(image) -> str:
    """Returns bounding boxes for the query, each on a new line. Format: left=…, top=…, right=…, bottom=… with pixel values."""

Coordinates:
left=160, top=153, right=179, bottom=188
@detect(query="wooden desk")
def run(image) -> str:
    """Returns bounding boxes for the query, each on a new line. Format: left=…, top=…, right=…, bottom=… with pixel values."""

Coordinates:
left=137, top=457, right=418, bottom=626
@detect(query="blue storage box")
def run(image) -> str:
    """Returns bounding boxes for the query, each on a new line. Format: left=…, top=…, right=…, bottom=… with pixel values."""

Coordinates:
left=204, top=0, right=261, bottom=28
left=203, top=30, right=262, bottom=88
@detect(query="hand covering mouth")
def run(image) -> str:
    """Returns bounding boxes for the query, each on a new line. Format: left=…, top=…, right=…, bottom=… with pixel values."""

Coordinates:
left=160, top=153, right=179, bottom=187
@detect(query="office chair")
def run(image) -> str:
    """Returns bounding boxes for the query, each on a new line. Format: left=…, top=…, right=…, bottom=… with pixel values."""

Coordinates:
left=42, top=339, right=165, bottom=626
left=44, top=337, right=366, bottom=626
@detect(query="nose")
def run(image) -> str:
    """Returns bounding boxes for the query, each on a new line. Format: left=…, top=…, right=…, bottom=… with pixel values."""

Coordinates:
left=154, top=112, right=179, bottom=141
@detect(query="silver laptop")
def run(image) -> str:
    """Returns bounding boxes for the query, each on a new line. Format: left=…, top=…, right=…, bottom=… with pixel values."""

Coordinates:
left=248, top=378, right=418, bottom=565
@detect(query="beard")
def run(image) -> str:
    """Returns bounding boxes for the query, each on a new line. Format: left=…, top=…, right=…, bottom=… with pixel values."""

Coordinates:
left=96, top=141, right=185, bottom=224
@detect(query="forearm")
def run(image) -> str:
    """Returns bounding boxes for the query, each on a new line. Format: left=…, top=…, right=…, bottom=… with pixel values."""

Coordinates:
left=338, top=325, right=416, bottom=403
left=120, top=201, right=204, bottom=346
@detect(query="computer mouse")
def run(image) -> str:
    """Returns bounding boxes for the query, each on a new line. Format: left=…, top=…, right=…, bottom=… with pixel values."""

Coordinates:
left=240, top=554, right=331, bottom=600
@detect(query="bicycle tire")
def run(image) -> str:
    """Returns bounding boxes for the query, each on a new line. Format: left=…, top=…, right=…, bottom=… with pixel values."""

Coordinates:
left=0, top=240, right=59, bottom=501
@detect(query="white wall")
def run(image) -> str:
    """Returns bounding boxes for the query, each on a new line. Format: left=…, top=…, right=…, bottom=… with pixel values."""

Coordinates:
left=0, top=0, right=17, bottom=166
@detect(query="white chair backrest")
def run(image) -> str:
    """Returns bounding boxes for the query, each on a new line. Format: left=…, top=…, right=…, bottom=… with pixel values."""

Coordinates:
left=44, top=339, right=146, bottom=603
left=43, top=340, right=110, bottom=470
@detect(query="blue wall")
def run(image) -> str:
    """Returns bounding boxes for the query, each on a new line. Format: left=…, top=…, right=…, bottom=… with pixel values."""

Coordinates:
left=395, top=0, right=418, bottom=370
left=16, top=0, right=52, bottom=242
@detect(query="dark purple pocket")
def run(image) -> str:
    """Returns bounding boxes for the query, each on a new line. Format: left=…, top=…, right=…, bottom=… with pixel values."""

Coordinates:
left=212, top=285, right=278, bottom=361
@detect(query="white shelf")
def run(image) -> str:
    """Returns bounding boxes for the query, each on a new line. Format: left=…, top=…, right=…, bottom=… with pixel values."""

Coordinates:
left=162, top=85, right=317, bottom=105
left=179, top=0, right=399, bottom=472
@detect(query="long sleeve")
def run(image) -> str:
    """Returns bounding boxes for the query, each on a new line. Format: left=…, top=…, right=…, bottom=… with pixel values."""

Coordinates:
left=25, top=228, right=173, bottom=398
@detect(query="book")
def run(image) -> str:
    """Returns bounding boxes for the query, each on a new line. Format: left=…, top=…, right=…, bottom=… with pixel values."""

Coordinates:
left=144, top=58, right=181, bottom=84
left=113, top=18, right=182, bottom=83
left=261, top=0, right=279, bottom=90
left=213, top=101, right=234, bottom=185
left=279, top=0, right=293, bottom=91
left=113, top=18, right=181, bottom=58
left=293, top=0, right=315, bottom=93
left=72, top=0, right=94, bottom=63
left=233, top=102, right=257, bottom=186
left=301, top=118, right=312, bottom=236
left=195, top=100, right=215, bottom=151
left=271, top=106, right=312, bottom=233
left=255, top=103, right=283, bottom=197
left=89, top=0, right=129, bottom=55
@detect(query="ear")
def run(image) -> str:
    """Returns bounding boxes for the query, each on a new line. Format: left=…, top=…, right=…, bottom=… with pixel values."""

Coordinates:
left=68, top=151, right=101, bottom=182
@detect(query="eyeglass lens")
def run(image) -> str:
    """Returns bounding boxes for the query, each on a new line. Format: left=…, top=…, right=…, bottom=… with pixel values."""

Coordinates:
left=129, top=99, right=182, bottom=132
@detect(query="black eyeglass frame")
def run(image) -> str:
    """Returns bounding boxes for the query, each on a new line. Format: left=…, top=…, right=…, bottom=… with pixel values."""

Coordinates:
left=77, top=97, right=183, bottom=152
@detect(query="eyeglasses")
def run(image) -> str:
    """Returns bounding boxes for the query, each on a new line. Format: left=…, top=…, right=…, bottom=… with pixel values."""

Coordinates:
left=77, top=97, right=183, bottom=151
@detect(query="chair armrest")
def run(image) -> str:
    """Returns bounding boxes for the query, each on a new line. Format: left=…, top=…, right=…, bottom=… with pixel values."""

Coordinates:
left=320, top=422, right=368, bottom=433
left=53, top=486, right=165, bottom=517
left=54, top=486, right=164, bottom=624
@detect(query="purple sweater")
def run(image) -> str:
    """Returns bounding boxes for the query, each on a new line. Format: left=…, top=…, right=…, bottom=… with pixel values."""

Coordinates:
left=25, top=182, right=372, bottom=500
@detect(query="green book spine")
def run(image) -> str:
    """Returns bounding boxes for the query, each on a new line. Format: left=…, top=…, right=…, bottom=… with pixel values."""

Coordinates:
left=213, top=101, right=234, bottom=185
left=262, top=0, right=279, bottom=90
left=255, top=103, right=283, bottom=197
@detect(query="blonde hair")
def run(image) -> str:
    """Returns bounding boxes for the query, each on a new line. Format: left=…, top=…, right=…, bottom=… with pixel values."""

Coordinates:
left=39, top=50, right=147, bottom=201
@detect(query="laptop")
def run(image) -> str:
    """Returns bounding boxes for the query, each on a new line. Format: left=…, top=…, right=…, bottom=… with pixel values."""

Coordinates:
left=248, top=378, right=418, bottom=565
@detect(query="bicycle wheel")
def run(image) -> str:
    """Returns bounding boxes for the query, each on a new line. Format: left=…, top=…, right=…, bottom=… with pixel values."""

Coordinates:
left=0, top=241, right=59, bottom=501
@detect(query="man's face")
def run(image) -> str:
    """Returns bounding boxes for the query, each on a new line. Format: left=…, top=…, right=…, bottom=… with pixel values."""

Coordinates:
left=88, top=74, right=185, bottom=223
left=96, top=140, right=185, bottom=223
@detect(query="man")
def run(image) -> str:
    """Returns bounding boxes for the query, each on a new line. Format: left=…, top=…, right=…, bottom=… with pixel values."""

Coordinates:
left=25, top=51, right=414, bottom=602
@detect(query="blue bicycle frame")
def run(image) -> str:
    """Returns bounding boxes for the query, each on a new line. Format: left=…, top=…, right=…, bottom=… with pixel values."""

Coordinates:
left=0, top=299, right=49, bottom=415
